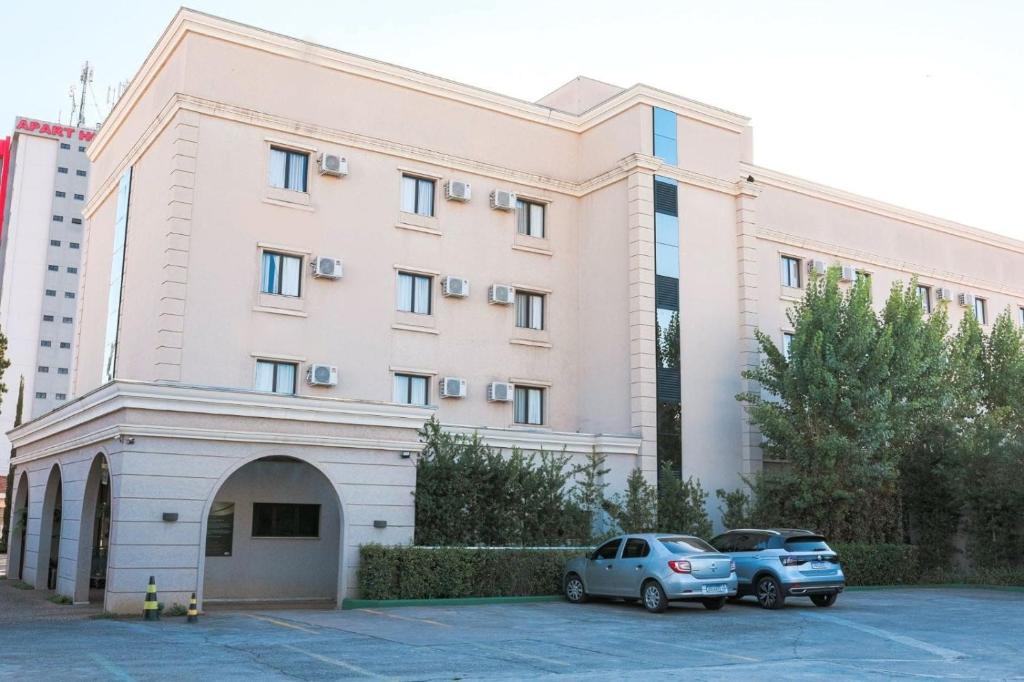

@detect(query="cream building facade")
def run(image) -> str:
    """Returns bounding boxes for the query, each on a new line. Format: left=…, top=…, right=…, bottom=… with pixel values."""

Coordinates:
left=6, top=9, right=1024, bottom=611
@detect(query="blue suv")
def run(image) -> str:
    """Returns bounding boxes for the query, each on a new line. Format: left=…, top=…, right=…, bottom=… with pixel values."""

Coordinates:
left=709, top=528, right=845, bottom=609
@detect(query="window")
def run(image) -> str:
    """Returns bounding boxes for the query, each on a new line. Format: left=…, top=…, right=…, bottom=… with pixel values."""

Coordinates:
left=60, top=342, right=70, bottom=349
left=55, top=393, right=67, bottom=401
left=62, top=316, right=73, bottom=324
left=57, top=166, right=68, bottom=174
left=622, top=538, right=651, bottom=559
left=206, top=502, right=235, bottom=557
left=67, top=267, right=78, bottom=274
left=53, top=215, right=64, bottom=222
left=48, top=264, right=59, bottom=272
left=55, top=190, right=66, bottom=198
left=254, top=360, right=297, bottom=395
left=38, top=366, right=49, bottom=373
left=974, top=297, right=987, bottom=324
left=396, top=272, right=432, bottom=314
left=69, top=242, right=80, bottom=249
left=659, top=536, right=718, bottom=554
left=45, top=289, right=56, bottom=297
left=42, top=315, right=54, bottom=322
left=50, top=240, right=61, bottom=247
left=781, top=256, right=801, bottom=288
left=71, top=218, right=82, bottom=225
left=64, top=291, right=76, bottom=299
left=76, top=169, right=86, bottom=177
left=514, top=385, right=544, bottom=425
left=400, top=174, right=435, bottom=217
left=252, top=503, right=320, bottom=538
left=393, top=373, right=429, bottom=406
left=268, top=147, right=308, bottom=192
left=653, top=107, right=678, bottom=165
left=35, top=392, right=46, bottom=399
left=40, top=340, right=52, bottom=347
left=515, top=291, right=545, bottom=330
left=917, top=285, right=932, bottom=313
left=654, top=177, right=679, bottom=279
left=515, top=199, right=545, bottom=238
left=1019, top=307, right=1024, bottom=327
left=260, top=251, right=302, bottom=297
left=60, top=142, right=70, bottom=150
left=57, top=368, right=69, bottom=375
left=78, top=145, right=86, bottom=152
left=593, top=538, right=622, bottom=560
left=74, top=193, right=84, bottom=201
left=782, top=332, right=794, bottom=359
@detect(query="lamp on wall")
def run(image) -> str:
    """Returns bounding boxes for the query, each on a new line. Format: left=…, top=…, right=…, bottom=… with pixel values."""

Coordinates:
left=373, top=520, right=387, bottom=529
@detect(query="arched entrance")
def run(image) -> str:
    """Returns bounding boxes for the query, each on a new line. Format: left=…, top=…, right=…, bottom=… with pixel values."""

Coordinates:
left=36, top=465, right=63, bottom=590
left=8, top=472, right=29, bottom=581
left=75, top=454, right=112, bottom=604
left=201, top=456, right=342, bottom=605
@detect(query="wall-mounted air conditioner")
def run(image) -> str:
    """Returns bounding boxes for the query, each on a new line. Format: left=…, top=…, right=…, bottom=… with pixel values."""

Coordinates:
left=490, top=189, right=516, bottom=210
left=958, top=292, right=976, bottom=308
left=312, top=256, right=343, bottom=279
left=488, top=284, right=515, bottom=305
left=808, top=259, right=827, bottom=276
left=440, top=377, right=467, bottom=398
left=840, top=265, right=856, bottom=282
left=487, top=381, right=514, bottom=402
left=443, top=276, right=469, bottom=298
left=318, top=153, right=348, bottom=177
left=445, top=180, right=471, bottom=202
left=307, top=364, right=338, bottom=387
left=936, top=287, right=953, bottom=302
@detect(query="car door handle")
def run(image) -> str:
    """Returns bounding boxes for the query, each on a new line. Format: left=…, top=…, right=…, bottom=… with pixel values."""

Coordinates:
left=605, top=565, right=613, bottom=570
left=635, top=565, right=642, bottom=571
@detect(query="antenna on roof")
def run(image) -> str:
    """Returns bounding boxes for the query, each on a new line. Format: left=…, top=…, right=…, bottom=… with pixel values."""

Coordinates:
left=77, top=61, right=94, bottom=127
left=68, top=85, right=78, bottom=127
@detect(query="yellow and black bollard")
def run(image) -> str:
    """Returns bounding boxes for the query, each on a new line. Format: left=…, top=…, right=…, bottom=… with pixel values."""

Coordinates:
left=143, top=575, right=159, bottom=621
left=187, top=593, right=199, bottom=624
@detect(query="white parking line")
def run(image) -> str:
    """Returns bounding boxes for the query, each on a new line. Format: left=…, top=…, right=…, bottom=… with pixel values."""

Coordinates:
left=245, top=613, right=319, bottom=634
left=472, top=642, right=571, bottom=667
left=280, top=644, right=393, bottom=680
left=85, top=653, right=135, bottom=681
left=805, top=613, right=966, bottom=662
left=361, top=608, right=451, bottom=627
left=644, top=638, right=760, bottom=663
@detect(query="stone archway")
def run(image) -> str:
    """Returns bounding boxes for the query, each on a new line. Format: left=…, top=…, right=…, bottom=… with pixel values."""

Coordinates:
left=7, top=472, right=29, bottom=581
left=35, top=465, right=63, bottom=591
left=200, top=456, right=342, bottom=605
left=75, top=454, right=112, bottom=604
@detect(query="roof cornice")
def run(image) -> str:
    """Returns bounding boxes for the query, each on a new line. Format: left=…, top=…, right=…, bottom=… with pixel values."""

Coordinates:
left=90, top=8, right=748, bottom=159
left=744, top=163, right=1024, bottom=256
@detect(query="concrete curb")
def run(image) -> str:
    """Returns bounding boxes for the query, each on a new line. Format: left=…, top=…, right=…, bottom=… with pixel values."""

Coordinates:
left=342, top=595, right=563, bottom=610
left=846, top=583, right=1024, bottom=593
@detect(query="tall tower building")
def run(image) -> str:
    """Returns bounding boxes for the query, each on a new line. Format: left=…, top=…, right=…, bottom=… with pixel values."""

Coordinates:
left=0, top=117, right=96, bottom=470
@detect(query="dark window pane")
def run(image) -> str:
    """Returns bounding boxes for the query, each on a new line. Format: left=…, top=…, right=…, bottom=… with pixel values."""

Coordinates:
left=594, top=538, right=621, bottom=560
left=622, top=538, right=650, bottom=559
left=205, top=502, right=235, bottom=556
left=252, top=503, right=320, bottom=538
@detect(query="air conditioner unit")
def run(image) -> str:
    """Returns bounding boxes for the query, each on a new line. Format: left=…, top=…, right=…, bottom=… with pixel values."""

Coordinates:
left=487, top=381, right=514, bottom=402
left=440, top=377, right=467, bottom=398
left=443, top=276, right=469, bottom=298
left=312, top=256, right=343, bottom=279
left=840, top=265, right=856, bottom=282
left=936, top=287, right=953, bottom=302
left=488, top=284, right=515, bottom=305
left=958, top=292, right=976, bottom=308
left=307, top=364, right=338, bottom=387
left=490, top=189, right=516, bottom=211
left=445, top=180, right=471, bottom=202
left=808, top=259, right=827, bottom=276
left=318, top=153, right=348, bottom=177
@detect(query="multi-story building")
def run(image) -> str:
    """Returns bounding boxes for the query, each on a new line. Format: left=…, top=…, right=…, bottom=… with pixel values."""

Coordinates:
left=0, top=117, right=95, bottom=472
left=6, top=9, right=1024, bottom=611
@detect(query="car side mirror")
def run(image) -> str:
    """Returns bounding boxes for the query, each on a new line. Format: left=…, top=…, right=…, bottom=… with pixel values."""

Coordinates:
left=590, top=551, right=600, bottom=561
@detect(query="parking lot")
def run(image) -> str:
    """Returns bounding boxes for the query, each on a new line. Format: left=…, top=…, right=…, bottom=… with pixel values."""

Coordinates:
left=0, top=579, right=1022, bottom=680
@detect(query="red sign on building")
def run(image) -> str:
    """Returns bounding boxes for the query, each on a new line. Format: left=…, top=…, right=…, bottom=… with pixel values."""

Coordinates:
left=15, top=117, right=95, bottom=142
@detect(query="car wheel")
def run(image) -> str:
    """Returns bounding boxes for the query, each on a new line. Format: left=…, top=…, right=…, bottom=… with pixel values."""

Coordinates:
left=564, top=574, right=588, bottom=604
left=702, top=597, right=726, bottom=611
left=642, top=580, right=668, bottom=614
left=756, top=576, right=785, bottom=610
left=811, top=592, right=837, bottom=608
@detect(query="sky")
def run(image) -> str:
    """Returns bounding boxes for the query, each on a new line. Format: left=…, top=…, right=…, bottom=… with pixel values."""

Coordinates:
left=2, top=0, right=1022, bottom=240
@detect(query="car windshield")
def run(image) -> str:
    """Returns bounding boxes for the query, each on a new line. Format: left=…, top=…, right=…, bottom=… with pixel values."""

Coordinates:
left=659, top=537, right=716, bottom=554
left=785, top=536, right=830, bottom=552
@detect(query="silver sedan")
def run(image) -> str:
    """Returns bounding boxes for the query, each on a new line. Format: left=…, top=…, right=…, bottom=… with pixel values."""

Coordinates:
left=564, top=534, right=738, bottom=613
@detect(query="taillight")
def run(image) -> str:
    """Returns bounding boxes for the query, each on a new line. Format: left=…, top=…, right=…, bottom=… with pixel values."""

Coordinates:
left=668, top=560, right=692, bottom=574
left=730, top=560, right=736, bottom=573
left=780, top=555, right=805, bottom=566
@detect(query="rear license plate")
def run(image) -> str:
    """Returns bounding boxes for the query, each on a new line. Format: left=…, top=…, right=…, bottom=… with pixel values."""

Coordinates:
left=702, top=584, right=728, bottom=594
left=811, top=561, right=829, bottom=570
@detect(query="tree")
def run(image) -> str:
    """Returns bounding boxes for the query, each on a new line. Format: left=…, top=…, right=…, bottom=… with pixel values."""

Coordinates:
left=569, top=448, right=612, bottom=542
left=737, top=268, right=899, bottom=542
left=609, top=468, right=658, bottom=534
left=656, top=462, right=712, bottom=537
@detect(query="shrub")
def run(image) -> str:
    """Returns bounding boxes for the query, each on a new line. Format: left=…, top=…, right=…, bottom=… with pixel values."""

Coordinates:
left=358, top=544, right=586, bottom=600
left=832, top=543, right=919, bottom=586
left=657, top=462, right=712, bottom=537
left=715, top=487, right=752, bottom=530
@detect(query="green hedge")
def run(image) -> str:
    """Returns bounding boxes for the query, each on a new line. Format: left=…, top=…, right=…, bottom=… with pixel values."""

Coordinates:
left=360, top=543, right=934, bottom=600
left=359, top=545, right=586, bottom=600
left=831, top=543, right=920, bottom=586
